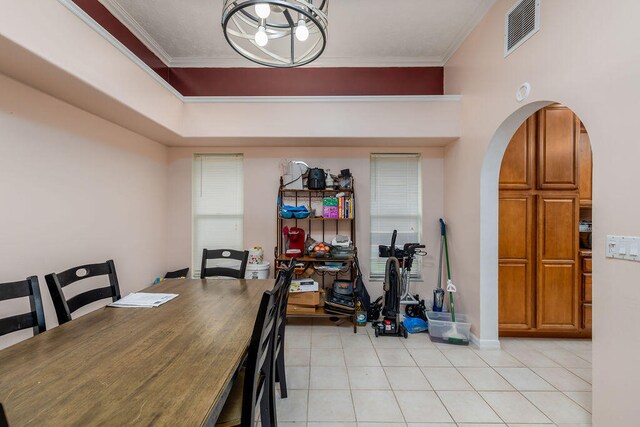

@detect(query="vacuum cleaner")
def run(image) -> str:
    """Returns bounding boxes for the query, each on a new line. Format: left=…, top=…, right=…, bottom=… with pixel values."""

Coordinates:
left=374, top=230, right=426, bottom=338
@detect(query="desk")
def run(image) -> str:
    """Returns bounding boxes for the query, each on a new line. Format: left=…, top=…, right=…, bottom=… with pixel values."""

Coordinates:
left=0, top=278, right=275, bottom=426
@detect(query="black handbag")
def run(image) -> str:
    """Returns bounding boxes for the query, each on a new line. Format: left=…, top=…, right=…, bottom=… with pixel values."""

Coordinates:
left=353, top=255, right=371, bottom=311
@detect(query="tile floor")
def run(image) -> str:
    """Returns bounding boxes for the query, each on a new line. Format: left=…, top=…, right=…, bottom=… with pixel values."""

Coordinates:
left=275, top=319, right=592, bottom=427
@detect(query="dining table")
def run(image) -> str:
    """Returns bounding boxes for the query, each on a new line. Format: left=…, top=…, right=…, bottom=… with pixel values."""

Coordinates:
left=0, top=278, right=275, bottom=426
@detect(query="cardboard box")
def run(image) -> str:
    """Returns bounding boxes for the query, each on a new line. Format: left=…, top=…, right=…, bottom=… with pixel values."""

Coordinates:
left=287, top=304, right=317, bottom=315
left=288, top=291, right=320, bottom=306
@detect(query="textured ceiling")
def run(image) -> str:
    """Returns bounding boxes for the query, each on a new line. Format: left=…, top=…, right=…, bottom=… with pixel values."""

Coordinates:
left=98, top=0, right=495, bottom=67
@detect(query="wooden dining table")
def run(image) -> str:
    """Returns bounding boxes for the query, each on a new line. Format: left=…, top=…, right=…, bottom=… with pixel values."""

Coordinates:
left=0, top=278, right=275, bottom=426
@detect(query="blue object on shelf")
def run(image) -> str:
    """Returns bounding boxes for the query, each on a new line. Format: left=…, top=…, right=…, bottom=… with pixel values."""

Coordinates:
left=279, top=211, right=294, bottom=219
left=293, top=211, right=311, bottom=219
left=281, top=205, right=308, bottom=212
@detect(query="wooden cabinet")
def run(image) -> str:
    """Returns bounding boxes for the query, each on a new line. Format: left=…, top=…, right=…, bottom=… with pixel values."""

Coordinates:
left=578, top=129, right=593, bottom=205
left=536, top=194, right=580, bottom=331
left=537, top=105, right=580, bottom=190
left=580, top=251, right=593, bottom=332
left=500, top=117, right=535, bottom=190
left=499, top=105, right=591, bottom=337
left=498, top=193, right=535, bottom=329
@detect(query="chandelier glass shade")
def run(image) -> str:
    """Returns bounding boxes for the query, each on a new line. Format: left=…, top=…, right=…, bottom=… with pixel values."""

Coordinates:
left=222, top=0, right=329, bottom=67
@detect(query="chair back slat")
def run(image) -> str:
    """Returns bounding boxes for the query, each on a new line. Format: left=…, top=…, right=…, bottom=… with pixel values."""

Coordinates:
left=164, top=268, right=189, bottom=279
left=200, top=249, right=249, bottom=279
left=0, top=402, right=8, bottom=427
left=45, top=260, right=121, bottom=325
left=0, top=276, right=46, bottom=338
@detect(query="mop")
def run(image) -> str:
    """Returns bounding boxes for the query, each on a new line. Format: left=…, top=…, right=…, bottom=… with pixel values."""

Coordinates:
left=441, top=219, right=466, bottom=344
left=433, top=219, right=446, bottom=312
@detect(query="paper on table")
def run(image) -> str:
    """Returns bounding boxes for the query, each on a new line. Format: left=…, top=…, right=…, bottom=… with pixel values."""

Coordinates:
left=108, top=292, right=178, bottom=308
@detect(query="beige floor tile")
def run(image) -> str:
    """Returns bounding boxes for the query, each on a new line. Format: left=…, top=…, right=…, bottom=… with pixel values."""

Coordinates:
left=308, top=423, right=355, bottom=427
left=357, top=423, right=406, bottom=427
left=340, top=325, right=368, bottom=335
left=499, top=339, right=532, bottom=352
left=286, top=348, right=311, bottom=366
left=308, top=390, right=356, bottom=422
left=564, top=391, right=592, bottom=413
left=286, top=366, right=310, bottom=389
left=556, top=339, right=592, bottom=352
left=347, top=366, right=391, bottom=390
left=352, top=390, right=404, bottom=422
left=406, top=424, right=456, bottom=427
left=494, top=368, right=554, bottom=391
left=522, top=391, right=591, bottom=424
left=279, top=422, right=308, bottom=427
left=506, top=349, right=561, bottom=368
left=384, top=367, right=432, bottom=390
left=276, top=389, right=308, bottom=422
left=522, top=339, right=563, bottom=351
left=473, top=350, right=523, bottom=367
left=285, top=332, right=312, bottom=349
left=441, top=349, right=488, bottom=367
left=458, top=368, right=514, bottom=391
left=539, top=348, right=592, bottom=368
left=480, top=391, right=551, bottom=423
left=455, top=424, right=506, bottom=427
left=311, top=348, right=345, bottom=366
left=575, top=350, right=592, bottom=363
left=531, top=367, right=591, bottom=391
left=407, top=349, right=452, bottom=367
left=372, top=336, right=406, bottom=348
left=310, top=366, right=350, bottom=389
left=420, top=367, right=473, bottom=390
left=568, top=367, right=592, bottom=384
left=507, top=424, right=554, bottom=427
left=341, top=334, right=374, bottom=349
left=436, top=391, right=501, bottom=423
left=376, top=348, right=417, bottom=367
left=345, top=349, right=381, bottom=367
left=402, top=334, right=436, bottom=349
left=395, top=390, right=453, bottom=423
left=312, top=334, right=343, bottom=349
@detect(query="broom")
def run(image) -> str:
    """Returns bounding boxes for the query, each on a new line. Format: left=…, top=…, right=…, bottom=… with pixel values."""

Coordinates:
left=441, top=220, right=466, bottom=344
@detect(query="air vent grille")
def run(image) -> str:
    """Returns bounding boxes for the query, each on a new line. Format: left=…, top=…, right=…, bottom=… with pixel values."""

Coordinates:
left=504, top=0, right=540, bottom=57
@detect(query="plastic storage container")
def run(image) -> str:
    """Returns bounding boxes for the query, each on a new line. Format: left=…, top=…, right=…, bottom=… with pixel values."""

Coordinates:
left=426, top=311, right=471, bottom=345
left=245, top=262, right=270, bottom=279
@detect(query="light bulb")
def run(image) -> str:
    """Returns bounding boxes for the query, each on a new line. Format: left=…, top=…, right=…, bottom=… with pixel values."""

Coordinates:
left=295, top=19, right=309, bottom=41
left=255, top=3, right=271, bottom=19
left=255, top=26, right=268, bottom=47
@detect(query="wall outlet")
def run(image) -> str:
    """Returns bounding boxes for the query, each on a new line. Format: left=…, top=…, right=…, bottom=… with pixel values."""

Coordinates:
left=606, top=235, right=640, bottom=262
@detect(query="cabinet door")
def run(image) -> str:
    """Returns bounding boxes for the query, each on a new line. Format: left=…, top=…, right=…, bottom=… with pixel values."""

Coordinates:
left=499, top=193, right=535, bottom=330
left=578, top=130, right=593, bottom=204
left=500, top=117, right=536, bottom=190
left=537, top=106, right=580, bottom=190
left=536, top=194, right=580, bottom=331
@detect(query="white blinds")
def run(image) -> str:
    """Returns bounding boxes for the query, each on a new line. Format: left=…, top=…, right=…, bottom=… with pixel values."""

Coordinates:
left=370, top=154, right=422, bottom=278
left=192, top=154, right=244, bottom=277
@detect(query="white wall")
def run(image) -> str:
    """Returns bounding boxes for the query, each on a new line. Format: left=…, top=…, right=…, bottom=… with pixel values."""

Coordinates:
left=0, top=74, right=168, bottom=349
left=444, top=0, right=640, bottom=423
left=167, top=146, right=444, bottom=302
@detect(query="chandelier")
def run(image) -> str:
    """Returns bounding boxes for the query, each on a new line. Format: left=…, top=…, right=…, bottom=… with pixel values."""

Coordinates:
left=222, top=0, right=329, bottom=68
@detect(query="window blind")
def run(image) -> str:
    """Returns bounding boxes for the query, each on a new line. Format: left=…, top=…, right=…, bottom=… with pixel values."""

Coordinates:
left=370, top=154, right=422, bottom=278
left=192, top=154, right=244, bottom=277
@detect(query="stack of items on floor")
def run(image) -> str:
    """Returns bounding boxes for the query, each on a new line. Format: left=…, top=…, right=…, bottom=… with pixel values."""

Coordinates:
left=287, top=278, right=320, bottom=314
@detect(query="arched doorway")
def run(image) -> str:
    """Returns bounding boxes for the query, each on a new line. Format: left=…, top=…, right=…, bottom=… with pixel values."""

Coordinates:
left=479, top=101, right=593, bottom=344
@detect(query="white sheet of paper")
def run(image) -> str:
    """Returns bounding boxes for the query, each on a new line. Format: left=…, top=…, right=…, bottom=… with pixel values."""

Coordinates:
left=109, top=292, right=178, bottom=308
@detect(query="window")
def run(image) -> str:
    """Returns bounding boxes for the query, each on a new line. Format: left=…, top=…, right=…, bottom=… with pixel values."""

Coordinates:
left=370, top=154, right=422, bottom=279
left=192, top=154, right=243, bottom=277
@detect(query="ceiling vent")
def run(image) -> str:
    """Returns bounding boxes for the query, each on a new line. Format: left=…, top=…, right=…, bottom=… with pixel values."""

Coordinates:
left=504, top=0, right=540, bottom=57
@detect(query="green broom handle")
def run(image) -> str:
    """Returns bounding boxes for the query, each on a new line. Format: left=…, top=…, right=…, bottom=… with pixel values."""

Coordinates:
left=443, top=227, right=456, bottom=323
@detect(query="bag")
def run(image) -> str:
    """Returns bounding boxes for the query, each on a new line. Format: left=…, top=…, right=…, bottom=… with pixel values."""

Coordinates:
left=353, top=255, right=371, bottom=311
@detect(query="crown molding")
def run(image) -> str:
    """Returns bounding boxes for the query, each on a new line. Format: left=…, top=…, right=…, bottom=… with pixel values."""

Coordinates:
left=441, top=0, right=496, bottom=64
left=182, top=95, right=462, bottom=104
left=98, top=0, right=173, bottom=66
left=169, top=56, right=447, bottom=68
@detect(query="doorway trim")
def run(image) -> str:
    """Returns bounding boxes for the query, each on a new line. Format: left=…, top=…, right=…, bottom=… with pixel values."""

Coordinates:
left=478, top=100, right=554, bottom=348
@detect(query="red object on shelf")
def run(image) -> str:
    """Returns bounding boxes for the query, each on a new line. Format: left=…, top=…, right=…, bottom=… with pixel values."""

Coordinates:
left=288, top=227, right=306, bottom=255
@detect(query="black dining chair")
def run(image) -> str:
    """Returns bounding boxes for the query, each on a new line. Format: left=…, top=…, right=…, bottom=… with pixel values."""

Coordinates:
left=273, top=259, right=296, bottom=398
left=45, top=260, right=121, bottom=325
left=164, top=267, right=190, bottom=279
left=0, top=276, right=46, bottom=339
left=214, top=273, right=287, bottom=427
left=0, top=402, right=9, bottom=427
left=200, top=249, right=249, bottom=279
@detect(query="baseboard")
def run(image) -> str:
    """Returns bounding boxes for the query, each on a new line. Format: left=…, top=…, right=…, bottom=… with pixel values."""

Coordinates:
left=470, top=333, right=501, bottom=350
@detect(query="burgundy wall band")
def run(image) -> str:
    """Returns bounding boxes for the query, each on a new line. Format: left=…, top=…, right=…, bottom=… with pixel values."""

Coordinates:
left=72, top=0, right=444, bottom=97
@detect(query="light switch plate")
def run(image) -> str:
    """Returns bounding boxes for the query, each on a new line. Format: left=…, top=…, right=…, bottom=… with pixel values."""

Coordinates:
left=606, top=235, right=640, bottom=262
